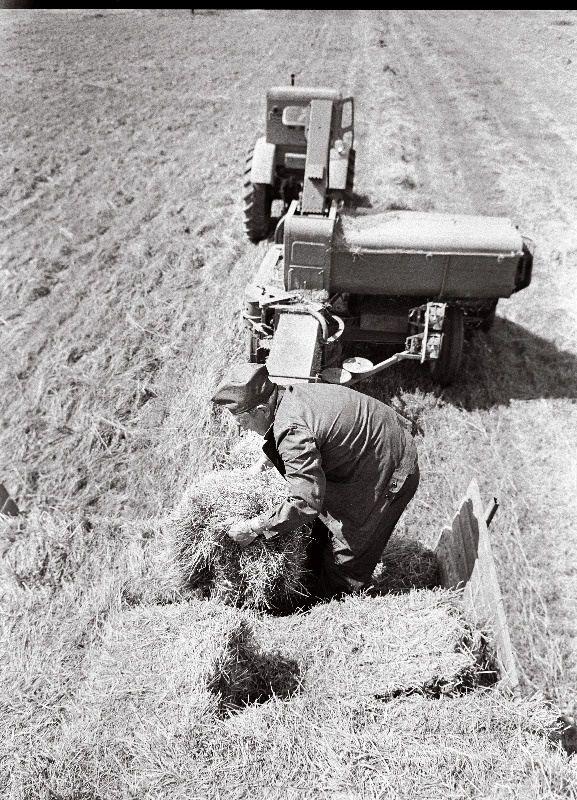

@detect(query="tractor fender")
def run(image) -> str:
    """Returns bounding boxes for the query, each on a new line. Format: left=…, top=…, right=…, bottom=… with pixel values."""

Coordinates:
left=250, top=137, right=276, bottom=185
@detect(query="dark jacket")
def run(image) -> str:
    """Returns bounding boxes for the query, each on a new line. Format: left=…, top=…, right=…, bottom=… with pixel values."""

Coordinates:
left=258, top=383, right=418, bottom=554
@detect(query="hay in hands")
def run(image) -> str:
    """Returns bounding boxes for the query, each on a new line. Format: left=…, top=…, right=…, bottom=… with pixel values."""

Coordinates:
left=164, top=467, right=310, bottom=611
left=226, top=431, right=265, bottom=469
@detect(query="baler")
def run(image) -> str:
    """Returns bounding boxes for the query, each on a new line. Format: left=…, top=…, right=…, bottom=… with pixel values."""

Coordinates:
left=243, top=92, right=533, bottom=387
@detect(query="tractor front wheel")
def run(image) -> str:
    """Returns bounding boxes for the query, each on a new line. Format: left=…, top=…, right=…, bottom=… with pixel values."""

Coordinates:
left=430, top=306, right=464, bottom=386
left=243, top=150, right=272, bottom=243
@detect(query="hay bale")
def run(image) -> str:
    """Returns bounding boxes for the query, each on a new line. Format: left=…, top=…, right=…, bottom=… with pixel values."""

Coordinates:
left=202, top=688, right=573, bottom=800
left=165, top=467, right=310, bottom=611
left=41, top=595, right=574, bottom=799
left=80, top=600, right=291, bottom=717
left=48, top=599, right=300, bottom=797
left=257, top=590, right=491, bottom=699
left=77, top=602, right=243, bottom=728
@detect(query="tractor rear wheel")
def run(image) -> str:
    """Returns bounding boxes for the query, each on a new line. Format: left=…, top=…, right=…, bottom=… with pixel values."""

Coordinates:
left=243, top=150, right=272, bottom=243
left=430, top=306, right=464, bottom=386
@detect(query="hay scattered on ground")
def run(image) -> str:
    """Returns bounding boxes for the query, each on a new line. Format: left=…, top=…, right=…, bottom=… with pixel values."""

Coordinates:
left=164, top=467, right=310, bottom=611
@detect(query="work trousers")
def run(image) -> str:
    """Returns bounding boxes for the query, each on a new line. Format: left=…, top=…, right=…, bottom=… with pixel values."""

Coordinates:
left=307, top=466, right=420, bottom=600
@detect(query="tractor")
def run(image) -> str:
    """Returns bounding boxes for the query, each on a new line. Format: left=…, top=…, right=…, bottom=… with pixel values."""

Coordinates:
left=242, top=91, right=533, bottom=387
left=243, top=82, right=355, bottom=243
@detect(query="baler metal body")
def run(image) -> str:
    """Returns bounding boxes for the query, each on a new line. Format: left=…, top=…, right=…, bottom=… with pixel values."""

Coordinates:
left=244, top=203, right=532, bottom=386
left=243, top=88, right=533, bottom=386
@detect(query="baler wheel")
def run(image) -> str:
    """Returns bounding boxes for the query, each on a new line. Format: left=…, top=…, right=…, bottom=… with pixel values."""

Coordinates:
left=479, top=301, right=498, bottom=332
left=243, top=150, right=272, bottom=243
left=430, top=306, right=464, bottom=386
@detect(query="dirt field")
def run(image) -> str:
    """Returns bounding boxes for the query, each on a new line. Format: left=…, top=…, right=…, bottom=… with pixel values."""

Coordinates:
left=1, top=6, right=576, bottom=785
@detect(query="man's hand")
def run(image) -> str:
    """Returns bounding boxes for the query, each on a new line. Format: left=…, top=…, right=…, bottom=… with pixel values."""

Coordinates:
left=224, top=517, right=262, bottom=548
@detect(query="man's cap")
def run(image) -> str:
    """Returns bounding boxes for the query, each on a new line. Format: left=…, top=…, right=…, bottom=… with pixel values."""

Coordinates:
left=211, top=363, right=275, bottom=415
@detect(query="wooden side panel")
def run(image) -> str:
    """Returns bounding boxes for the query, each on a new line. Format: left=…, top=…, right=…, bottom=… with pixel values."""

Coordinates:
left=434, top=480, right=518, bottom=691
left=436, top=525, right=466, bottom=588
left=463, top=482, right=519, bottom=691
left=456, top=499, right=480, bottom=576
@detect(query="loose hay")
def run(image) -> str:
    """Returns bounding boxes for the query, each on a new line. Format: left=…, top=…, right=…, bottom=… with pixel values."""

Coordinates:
left=164, top=467, right=310, bottom=610
left=370, top=534, right=439, bottom=594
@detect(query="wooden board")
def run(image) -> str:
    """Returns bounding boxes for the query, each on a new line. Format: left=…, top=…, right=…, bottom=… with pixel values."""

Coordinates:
left=435, top=479, right=519, bottom=692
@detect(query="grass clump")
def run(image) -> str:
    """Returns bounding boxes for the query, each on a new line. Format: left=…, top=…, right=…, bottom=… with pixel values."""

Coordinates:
left=163, top=466, right=311, bottom=611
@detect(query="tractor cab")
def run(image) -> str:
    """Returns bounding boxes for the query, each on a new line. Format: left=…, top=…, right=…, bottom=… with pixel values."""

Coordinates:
left=243, top=84, right=355, bottom=243
left=265, top=86, right=354, bottom=153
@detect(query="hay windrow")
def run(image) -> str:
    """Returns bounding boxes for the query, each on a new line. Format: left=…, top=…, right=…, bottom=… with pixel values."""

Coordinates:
left=164, top=467, right=311, bottom=611
left=0, top=581, right=122, bottom=800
